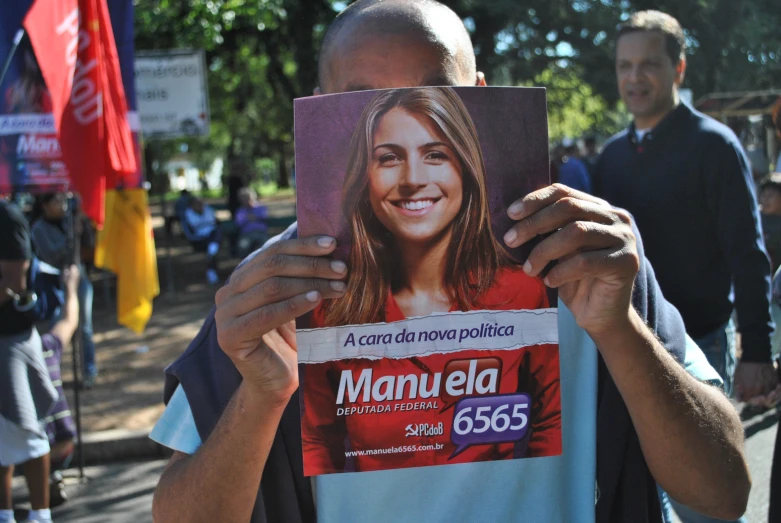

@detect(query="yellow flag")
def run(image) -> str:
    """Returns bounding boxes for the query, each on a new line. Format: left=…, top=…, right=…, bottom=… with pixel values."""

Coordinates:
left=95, top=188, right=160, bottom=334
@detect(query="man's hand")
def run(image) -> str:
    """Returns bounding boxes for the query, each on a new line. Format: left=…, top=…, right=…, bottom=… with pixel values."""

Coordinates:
left=504, top=184, right=639, bottom=336
left=214, top=236, right=347, bottom=405
left=734, top=361, right=779, bottom=402
left=155, top=238, right=346, bottom=523
left=503, top=186, right=751, bottom=517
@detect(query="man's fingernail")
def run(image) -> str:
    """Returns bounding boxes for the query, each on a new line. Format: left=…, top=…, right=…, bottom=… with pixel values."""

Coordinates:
left=504, top=229, right=517, bottom=245
left=306, top=290, right=320, bottom=302
left=331, top=260, right=347, bottom=274
left=318, top=237, right=335, bottom=248
left=508, top=202, right=523, bottom=216
left=523, top=260, right=532, bottom=274
left=330, top=281, right=346, bottom=292
left=543, top=277, right=552, bottom=287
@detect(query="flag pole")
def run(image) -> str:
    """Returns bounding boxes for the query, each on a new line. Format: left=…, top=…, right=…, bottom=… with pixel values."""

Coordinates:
left=0, top=29, right=25, bottom=87
left=66, top=193, right=87, bottom=480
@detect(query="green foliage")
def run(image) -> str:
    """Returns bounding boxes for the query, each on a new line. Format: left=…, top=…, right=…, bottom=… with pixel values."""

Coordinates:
left=523, top=66, right=629, bottom=142
left=134, top=0, right=780, bottom=184
left=444, top=0, right=781, bottom=102
left=162, top=187, right=222, bottom=201
left=251, top=181, right=296, bottom=199
left=134, top=0, right=336, bottom=190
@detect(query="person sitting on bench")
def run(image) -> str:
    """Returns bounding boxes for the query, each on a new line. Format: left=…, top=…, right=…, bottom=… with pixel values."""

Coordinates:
left=182, top=198, right=222, bottom=286
left=235, top=188, right=269, bottom=257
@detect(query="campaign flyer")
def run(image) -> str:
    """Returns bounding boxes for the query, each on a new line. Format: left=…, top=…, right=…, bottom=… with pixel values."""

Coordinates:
left=294, top=87, right=560, bottom=476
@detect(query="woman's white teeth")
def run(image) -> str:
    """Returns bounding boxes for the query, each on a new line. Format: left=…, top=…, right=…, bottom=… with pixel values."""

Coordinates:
left=401, top=199, right=435, bottom=211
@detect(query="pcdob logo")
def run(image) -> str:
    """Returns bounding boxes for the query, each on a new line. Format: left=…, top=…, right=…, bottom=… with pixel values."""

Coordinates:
left=405, top=422, right=444, bottom=438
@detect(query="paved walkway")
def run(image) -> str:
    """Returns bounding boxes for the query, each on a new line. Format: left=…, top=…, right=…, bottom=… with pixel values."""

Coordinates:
left=13, top=460, right=164, bottom=523
left=742, top=407, right=778, bottom=522
left=9, top=409, right=777, bottom=522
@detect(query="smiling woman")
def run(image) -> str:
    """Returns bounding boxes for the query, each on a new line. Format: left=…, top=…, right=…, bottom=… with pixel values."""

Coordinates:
left=369, top=108, right=464, bottom=243
left=319, top=87, right=528, bottom=326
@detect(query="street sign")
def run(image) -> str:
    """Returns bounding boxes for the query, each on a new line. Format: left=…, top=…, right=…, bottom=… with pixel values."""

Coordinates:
left=134, top=49, right=210, bottom=139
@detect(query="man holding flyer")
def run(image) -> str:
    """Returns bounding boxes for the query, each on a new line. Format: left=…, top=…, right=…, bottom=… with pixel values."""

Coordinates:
left=150, top=1, right=750, bottom=522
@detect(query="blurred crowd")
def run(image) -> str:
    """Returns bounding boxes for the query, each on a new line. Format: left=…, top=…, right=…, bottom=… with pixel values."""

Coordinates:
left=1, top=192, right=98, bottom=523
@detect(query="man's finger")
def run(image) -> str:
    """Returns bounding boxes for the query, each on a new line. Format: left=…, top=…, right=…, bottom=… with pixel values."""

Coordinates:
left=221, top=276, right=346, bottom=318
left=506, top=184, right=610, bottom=222
left=223, top=253, right=347, bottom=297
left=504, top=197, right=619, bottom=248
left=260, top=327, right=294, bottom=358
left=266, top=235, right=338, bottom=257
left=278, top=320, right=298, bottom=352
left=523, top=222, right=626, bottom=277
left=230, top=236, right=338, bottom=282
left=543, top=247, right=639, bottom=288
left=224, top=291, right=324, bottom=347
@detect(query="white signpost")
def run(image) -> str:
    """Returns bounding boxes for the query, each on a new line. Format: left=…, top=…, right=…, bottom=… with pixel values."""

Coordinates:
left=134, top=49, right=210, bottom=139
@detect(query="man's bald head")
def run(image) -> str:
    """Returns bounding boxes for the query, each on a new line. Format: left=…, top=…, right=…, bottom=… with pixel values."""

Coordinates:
left=318, top=0, right=478, bottom=94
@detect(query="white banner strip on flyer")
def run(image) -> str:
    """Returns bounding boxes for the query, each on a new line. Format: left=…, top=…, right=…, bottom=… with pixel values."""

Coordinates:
left=297, top=308, right=558, bottom=363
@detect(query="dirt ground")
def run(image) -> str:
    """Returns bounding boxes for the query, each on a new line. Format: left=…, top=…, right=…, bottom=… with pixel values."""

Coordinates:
left=59, top=195, right=296, bottom=432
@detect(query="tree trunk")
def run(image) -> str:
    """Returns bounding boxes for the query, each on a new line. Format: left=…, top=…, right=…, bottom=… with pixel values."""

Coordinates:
left=277, top=145, right=290, bottom=189
left=143, top=141, right=165, bottom=195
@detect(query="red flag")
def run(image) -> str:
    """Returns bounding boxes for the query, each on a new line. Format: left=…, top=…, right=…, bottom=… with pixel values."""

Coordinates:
left=25, top=0, right=137, bottom=226
left=22, top=2, right=78, bottom=128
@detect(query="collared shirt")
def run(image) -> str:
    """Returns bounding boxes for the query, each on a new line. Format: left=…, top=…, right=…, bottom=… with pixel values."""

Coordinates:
left=593, top=102, right=774, bottom=362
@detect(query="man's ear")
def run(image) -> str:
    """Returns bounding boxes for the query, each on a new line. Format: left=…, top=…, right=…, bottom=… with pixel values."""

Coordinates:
left=476, top=71, right=487, bottom=86
left=675, top=58, right=686, bottom=86
left=313, top=86, right=322, bottom=96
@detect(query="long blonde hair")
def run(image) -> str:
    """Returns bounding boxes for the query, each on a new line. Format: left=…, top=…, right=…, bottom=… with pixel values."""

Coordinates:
left=323, top=87, right=514, bottom=326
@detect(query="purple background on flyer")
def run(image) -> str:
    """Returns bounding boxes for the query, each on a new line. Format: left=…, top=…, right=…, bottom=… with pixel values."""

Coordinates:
left=294, top=87, right=549, bottom=258
left=294, top=87, right=552, bottom=327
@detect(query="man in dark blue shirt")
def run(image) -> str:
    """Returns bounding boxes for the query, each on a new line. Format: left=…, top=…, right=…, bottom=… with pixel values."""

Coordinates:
left=593, top=11, right=776, bottom=523
left=594, top=11, right=776, bottom=399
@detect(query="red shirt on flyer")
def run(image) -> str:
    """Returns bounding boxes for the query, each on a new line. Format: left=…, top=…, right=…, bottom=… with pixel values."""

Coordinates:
left=302, top=268, right=562, bottom=474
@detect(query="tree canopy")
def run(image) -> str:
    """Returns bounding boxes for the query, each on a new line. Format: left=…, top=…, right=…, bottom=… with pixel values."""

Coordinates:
left=133, top=0, right=781, bottom=187
left=134, top=0, right=335, bottom=188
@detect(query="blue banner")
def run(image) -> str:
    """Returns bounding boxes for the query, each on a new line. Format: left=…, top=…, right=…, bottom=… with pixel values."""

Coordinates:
left=0, top=0, right=141, bottom=193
